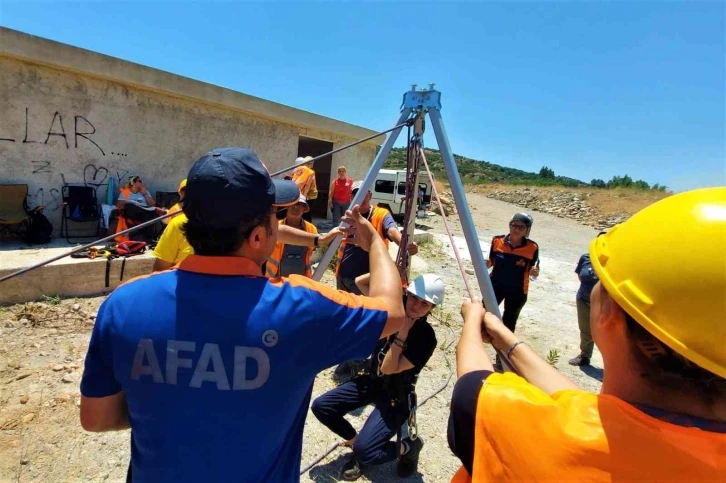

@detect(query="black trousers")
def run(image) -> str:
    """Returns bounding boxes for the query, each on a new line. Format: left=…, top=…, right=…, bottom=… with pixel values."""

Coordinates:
left=311, top=377, right=408, bottom=466
left=492, top=283, right=528, bottom=332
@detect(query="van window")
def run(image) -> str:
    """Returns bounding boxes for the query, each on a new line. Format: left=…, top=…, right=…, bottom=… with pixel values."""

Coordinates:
left=375, top=180, right=395, bottom=194
left=397, top=182, right=407, bottom=195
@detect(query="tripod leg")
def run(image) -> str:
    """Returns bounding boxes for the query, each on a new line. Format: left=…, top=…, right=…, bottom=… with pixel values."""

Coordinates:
left=312, top=108, right=413, bottom=281
left=427, top=109, right=500, bottom=319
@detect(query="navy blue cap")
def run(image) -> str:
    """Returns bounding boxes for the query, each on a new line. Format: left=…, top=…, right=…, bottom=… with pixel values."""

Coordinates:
left=183, top=147, right=299, bottom=228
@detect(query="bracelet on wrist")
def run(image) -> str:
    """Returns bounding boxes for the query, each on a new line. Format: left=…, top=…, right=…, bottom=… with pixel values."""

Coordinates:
left=506, top=341, right=525, bottom=359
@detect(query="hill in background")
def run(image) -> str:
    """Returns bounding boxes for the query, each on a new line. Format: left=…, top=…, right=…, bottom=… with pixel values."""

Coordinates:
left=383, top=147, right=667, bottom=191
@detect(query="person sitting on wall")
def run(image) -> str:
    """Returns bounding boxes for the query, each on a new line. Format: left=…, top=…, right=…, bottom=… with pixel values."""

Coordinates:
left=292, top=156, right=318, bottom=223
left=114, top=176, right=164, bottom=242
left=265, top=194, right=318, bottom=278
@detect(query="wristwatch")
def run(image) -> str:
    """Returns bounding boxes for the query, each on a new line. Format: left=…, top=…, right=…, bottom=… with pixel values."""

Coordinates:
left=313, top=235, right=320, bottom=247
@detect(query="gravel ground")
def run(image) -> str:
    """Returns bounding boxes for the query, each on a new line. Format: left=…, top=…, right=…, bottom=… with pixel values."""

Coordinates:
left=0, top=192, right=605, bottom=482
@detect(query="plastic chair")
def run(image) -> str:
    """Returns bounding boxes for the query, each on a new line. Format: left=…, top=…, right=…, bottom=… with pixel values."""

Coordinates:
left=61, top=185, right=102, bottom=242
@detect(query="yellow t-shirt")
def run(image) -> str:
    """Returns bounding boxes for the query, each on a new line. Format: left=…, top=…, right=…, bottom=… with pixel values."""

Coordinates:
left=152, top=213, right=194, bottom=265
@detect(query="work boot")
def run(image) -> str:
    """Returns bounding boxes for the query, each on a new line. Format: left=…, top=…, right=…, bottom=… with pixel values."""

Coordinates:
left=341, top=455, right=362, bottom=481
left=397, top=437, right=424, bottom=477
left=568, top=354, right=591, bottom=366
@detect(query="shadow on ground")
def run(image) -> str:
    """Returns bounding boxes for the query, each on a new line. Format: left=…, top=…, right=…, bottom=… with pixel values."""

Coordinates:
left=579, top=365, right=604, bottom=382
left=308, top=452, right=424, bottom=483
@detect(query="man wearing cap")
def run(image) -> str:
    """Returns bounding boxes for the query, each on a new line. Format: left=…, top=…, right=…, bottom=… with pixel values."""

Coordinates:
left=266, top=194, right=318, bottom=278
left=448, top=188, right=725, bottom=483
left=79, top=147, right=406, bottom=483
left=336, top=181, right=419, bottom=295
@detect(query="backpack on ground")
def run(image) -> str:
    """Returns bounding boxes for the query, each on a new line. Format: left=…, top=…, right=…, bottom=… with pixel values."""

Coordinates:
left=25, top=210, right=53, bottom=245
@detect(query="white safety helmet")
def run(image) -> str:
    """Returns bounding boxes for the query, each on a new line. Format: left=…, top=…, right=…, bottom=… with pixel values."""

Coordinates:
left=407, top=274, right=445, bottom=306
left=295, top=156, right=313, bottom=166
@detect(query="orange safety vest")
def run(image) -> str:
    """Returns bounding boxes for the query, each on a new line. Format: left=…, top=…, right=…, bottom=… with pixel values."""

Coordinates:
left=335, top=206, right=390, bottom=277
left=114, top=187, right=133, bottom=243
left=266, top=219, right=318, bottom=278
left=451, top=373, right=726, bottom=483
left=292, top=166, right=317, bottom=199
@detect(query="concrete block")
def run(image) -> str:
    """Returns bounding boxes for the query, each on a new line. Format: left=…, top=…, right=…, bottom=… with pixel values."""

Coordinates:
left=0, top=243, right=155, bottom=305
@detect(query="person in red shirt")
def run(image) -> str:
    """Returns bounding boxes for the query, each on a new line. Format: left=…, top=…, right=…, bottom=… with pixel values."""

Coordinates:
left=328, top=166, right=353, bottom=227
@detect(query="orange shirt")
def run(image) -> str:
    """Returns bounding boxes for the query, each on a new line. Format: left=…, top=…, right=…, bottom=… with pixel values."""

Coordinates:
left=452, top=373, right=726, bottom=483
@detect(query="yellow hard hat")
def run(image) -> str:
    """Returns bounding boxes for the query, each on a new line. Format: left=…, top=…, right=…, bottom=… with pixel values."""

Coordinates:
left=590, top=187, right=726, bottom=379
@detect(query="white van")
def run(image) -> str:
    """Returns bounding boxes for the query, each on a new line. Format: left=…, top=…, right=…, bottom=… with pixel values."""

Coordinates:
left=370, top=169, right=432, bottom=219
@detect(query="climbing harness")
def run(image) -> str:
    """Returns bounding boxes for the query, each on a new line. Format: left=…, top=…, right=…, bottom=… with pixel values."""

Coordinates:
left=300, top=318, right=457, bottom=475
left=69, top=241, right=149, bottom=288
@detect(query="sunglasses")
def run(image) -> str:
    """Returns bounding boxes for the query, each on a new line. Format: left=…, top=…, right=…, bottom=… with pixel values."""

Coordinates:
left=275, top=208, right=288, bottom=220
left=510, top=223, right=527, bottom=230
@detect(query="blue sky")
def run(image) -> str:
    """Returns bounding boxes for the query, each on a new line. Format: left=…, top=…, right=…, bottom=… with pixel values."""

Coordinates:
left=2, top=1, right=724, bottom=192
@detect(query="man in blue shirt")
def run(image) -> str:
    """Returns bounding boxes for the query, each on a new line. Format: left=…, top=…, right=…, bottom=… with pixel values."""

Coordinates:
left=568, top=232, right=606, bottom=366
left=79, top=147, right=405, bottom=483
left=336, top=181, right=418, bottom=295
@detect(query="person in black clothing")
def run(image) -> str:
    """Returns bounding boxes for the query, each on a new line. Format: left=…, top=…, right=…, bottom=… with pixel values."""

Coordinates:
left=486, top=213, right=539, bottom=332
left=311, top=273, right=445, bottom=481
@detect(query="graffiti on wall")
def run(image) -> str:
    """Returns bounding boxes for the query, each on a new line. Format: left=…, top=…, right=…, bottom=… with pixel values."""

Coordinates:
left=0, top=108, right=119, bottom=157
left=27, top=188, right=61, bottom=212
left=0, top=108, right=134, bottom=211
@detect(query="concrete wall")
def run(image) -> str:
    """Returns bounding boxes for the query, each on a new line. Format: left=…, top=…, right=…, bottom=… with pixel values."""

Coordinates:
left=0, top=28, right=382, bottom=231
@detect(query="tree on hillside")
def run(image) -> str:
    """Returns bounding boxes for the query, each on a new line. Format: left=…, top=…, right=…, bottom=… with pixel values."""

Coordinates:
left=539, top=166, right=555, bottom=179
left=633, top=180, right=651, bottom=190
left=591, top=178, right=606, bottom=188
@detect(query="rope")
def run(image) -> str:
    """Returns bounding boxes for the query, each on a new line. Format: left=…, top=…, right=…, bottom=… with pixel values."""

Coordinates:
left=417, top=147, right=519, bottom=374
left=299, top=321, right=457, bottom=476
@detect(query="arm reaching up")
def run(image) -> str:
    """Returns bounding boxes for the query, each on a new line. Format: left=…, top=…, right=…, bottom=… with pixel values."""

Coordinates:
left=341, top=206, right=404, bottom=338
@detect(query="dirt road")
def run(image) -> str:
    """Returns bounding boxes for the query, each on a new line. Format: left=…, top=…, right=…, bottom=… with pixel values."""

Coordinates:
left=0, top=192, right=605, bottom=483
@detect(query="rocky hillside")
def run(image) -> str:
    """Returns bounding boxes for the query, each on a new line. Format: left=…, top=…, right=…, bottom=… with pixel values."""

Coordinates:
left=469, top=186, right=668, bottom=231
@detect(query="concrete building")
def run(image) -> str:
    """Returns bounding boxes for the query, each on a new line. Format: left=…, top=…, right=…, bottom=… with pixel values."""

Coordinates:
left=0, top=27, right=384, bottom=232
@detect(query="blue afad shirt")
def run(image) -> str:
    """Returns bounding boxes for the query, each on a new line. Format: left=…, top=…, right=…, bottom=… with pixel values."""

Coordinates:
left=80, top=255, right=388, bottom=483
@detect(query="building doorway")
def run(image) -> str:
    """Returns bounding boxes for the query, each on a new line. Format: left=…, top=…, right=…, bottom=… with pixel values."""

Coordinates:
left=297, top=136, right=333, bottom=219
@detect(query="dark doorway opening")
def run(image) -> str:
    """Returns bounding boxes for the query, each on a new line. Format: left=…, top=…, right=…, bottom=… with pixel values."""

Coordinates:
left=297, top=136, right=334, bottom=219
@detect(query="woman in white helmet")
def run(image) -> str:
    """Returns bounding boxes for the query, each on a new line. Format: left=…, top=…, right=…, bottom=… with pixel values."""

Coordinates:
left=311, top=273, right=445, bottom=481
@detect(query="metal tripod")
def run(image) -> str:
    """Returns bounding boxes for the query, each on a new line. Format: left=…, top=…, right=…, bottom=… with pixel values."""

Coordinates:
left=312, top=84, right=502, bottom=324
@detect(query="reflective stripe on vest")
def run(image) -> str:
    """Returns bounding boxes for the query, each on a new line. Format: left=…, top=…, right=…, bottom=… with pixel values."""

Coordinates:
left=266, top=220, right=317, bottom=279
left=335, top=206, right=390, bottom=277
left=451, top=373, right=726, bottom=482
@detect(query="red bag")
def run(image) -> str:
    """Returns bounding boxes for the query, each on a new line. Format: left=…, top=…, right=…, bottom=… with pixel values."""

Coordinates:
left=116, top=241, right=147, bottom=256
